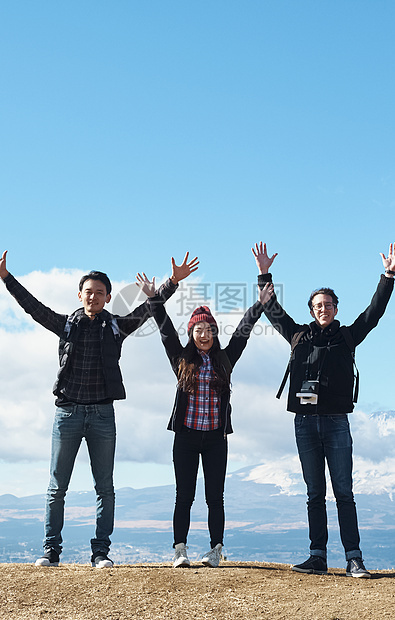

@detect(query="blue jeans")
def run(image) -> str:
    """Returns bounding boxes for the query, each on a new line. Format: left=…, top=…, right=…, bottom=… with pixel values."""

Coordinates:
left=44, top=403, right=116, bottom=555
left=294, top=414, right=362, bottom=561
left=172, top=427, right=228, bottom=548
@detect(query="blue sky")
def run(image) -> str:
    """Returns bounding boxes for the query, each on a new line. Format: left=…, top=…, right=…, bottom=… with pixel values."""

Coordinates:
left=1, top=1, right=395, bottom=497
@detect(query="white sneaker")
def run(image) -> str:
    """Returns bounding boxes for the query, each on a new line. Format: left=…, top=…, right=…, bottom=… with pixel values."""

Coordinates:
left=173, top=543, right=190, bottom=568
left=201, top=543, right=222, bottom=568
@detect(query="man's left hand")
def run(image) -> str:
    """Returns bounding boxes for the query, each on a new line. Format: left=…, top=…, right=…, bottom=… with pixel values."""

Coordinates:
left=380, top=243, right=395, bottom=277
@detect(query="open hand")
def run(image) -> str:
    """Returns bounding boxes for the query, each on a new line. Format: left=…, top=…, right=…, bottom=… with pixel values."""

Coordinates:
left=380, top=243, right=395, bottom=277
left=252, top=242, right=278, bottom=275
left=136, top=272, right=156, bottom=297
left=171, top=252, right=199, bottom=284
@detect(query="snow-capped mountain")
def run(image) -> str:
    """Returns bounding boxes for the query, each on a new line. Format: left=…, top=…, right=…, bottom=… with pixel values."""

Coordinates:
left=1, top=462, right=394, bottom=569
left=369, top=410, right=395, bottom=436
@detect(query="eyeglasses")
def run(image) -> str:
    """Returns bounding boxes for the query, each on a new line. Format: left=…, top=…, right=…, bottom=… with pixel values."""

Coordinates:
left=312, top=302, right=336, bottom=311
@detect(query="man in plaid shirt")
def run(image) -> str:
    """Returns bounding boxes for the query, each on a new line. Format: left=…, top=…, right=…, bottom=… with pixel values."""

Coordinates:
left=0, top=250, right=198, bottom=568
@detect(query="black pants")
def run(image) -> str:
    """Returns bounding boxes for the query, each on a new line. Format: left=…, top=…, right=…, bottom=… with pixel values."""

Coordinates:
left=172, top=427, right=228, bottom=548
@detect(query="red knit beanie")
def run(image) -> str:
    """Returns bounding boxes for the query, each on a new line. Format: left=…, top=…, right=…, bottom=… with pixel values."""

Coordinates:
left=187, top=305, right=218, bottom=332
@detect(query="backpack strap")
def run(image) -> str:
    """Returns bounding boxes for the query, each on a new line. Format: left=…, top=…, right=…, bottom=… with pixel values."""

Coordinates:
left=276, top=327, right=309, bottom=399
left=109, top=317, right=120, bottom=339
left=63, top=317, right=74, bottom=338
left=339, top=326, right=359, bottom=403
left=63, top=313, right=80, bottom=339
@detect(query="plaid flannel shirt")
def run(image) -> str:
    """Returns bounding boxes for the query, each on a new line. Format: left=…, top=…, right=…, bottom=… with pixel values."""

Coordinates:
left=184, top=351, right=220, bottom=430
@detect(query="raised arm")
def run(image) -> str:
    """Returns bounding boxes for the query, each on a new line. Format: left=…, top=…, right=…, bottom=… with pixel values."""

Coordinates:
left=0, top=250, right=67, bottom=336
left=222, top=253, right=275, bottom=368
left=134, top=252, right=198, bottom=361
left=252, top=242, right=302, bottom=344
left=348, top=245, right=395, bottom=345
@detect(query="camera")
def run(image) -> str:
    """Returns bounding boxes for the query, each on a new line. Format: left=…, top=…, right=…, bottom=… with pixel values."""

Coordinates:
left=296, top=379, right=319, bottom=405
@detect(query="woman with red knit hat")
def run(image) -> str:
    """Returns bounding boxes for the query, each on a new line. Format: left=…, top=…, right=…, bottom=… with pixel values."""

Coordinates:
left=138, top=263, right=274, bottom=568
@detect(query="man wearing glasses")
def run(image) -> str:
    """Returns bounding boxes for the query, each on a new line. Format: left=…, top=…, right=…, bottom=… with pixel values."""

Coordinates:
left=253, top=242, right=395, bottom=578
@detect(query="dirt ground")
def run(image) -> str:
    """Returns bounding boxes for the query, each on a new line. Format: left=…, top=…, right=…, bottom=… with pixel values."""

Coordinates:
left=0, top=561, right=394, bottom=620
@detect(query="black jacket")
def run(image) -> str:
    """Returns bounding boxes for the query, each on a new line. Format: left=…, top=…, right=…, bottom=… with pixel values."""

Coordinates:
left=54, top=307, right=127, bottom=400
left=258, top=273, right=393, bottom=414
left=148, top=297, right=265, bottom=433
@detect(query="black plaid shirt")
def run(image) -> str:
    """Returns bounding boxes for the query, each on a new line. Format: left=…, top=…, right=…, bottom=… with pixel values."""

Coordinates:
left=59, top=314, right=108, bottom=403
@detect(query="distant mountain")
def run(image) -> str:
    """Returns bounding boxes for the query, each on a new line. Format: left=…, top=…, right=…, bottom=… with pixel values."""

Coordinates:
left=369, top=410, right=395, bottom=436
left=370, top=410, right=395, bottom=417
left=0, top=464, right=394, bottom=569
left=369, top=410, right=395, bottom=422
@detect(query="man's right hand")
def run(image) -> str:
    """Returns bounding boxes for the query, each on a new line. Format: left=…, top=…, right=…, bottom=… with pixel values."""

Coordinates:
left=252, top=242, right=278, bottom=275
left=0, top=251, right=9, bottom=280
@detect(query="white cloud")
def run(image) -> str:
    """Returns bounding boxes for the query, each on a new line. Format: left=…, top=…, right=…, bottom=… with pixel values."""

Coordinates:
left=1, top=270, right=395, bottom=497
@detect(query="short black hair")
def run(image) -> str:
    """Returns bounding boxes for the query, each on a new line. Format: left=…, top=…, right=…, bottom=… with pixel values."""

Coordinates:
left=79, top=271, right=112, bottom=295
left=308, top=287, right=339, bottom=310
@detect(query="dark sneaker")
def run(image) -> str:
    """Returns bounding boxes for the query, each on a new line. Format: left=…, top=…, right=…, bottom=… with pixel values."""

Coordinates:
left=35, top=548, right=60, bottom=567
left=91, top=552, right=114, bottom=568
left=292, top=555, right=328, bottom=575
left=346, top=557, right=371, bottom=579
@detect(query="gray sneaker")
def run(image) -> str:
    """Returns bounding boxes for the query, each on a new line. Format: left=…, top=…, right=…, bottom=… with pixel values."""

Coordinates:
left=201, top=543, right=222, bottom=568
left=346, top=557, right=371, bottom=578
left=173, top=543, right=190, bottom=568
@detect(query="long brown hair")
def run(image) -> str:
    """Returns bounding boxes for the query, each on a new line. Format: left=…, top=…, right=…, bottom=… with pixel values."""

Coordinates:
left=177, top=329, right=230, bottom=394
